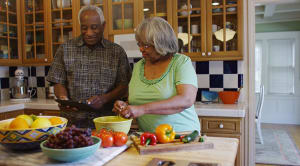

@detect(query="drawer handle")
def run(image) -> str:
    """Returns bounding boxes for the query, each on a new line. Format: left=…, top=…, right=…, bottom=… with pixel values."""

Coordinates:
left=219, top=123, right=224, bottom=129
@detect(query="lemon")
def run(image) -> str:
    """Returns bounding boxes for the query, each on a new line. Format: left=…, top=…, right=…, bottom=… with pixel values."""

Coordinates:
left=49, top=117, right=63, bottom=125
left=16, top=114, right=33, bottom=126
left=9, top=118, right=29, bottom=129
left=31, top=118, right=52, bottom=128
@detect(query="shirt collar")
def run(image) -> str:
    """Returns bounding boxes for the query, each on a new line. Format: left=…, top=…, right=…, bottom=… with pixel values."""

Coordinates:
left=76, top=35, right=107, bottom=48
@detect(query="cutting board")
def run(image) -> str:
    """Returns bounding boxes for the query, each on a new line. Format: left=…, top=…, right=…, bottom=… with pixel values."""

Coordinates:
left=131, top=135, right=214, bottom=155
left=147, top=158, right=220, bottom=166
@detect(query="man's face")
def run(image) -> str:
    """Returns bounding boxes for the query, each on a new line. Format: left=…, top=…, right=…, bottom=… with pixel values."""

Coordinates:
left=80, top=10, right=105, bottom=46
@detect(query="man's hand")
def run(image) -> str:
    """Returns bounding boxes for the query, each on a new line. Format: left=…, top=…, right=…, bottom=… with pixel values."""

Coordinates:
left=57, top=97, right=78, bottom=111
left=86, top=95, right=107, bottom=109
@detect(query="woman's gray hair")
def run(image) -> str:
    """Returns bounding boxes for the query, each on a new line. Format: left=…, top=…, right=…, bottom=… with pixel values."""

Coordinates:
left=78, top=5, right=105, bottom=25
left=135, top=17, right=178, bottom=56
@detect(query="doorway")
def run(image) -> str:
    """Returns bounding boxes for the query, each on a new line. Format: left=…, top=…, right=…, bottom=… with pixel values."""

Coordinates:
left=254, top=1, right=300, bottom=165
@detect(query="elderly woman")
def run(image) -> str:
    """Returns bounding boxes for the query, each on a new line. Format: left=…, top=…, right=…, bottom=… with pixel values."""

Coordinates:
left=113, top=17, right=200, bottom=133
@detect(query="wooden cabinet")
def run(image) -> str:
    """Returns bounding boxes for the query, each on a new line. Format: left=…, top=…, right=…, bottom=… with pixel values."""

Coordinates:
left=21, top=0, right=51, bottom=64
left=0, top=0, right=22, bottom=65
left=173, top=0, right=243, bottom=61
left=108, top=0, right=137, bottom=36
left=137, top=0, right=173, bottom=25
left=199, top=116, right=244, bottom=166
left=0, top=110, right=24, bottom=120
left=1, top=0, right=109, bottom=66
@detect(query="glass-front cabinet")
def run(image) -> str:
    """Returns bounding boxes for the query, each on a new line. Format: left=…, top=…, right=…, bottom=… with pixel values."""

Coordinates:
left=174, top=0, right=206, bottom=58
left=0, top=0, right=22, bottom=65
left=138, top=0, right=172, bottom=25
left=49, top=0, right=74, bottom=61
left=21, top=0, right=50, bottom=64
left=108, top=0, right=137, bottom=34
left=207, top=0, right=242, bottom=59
left=173, top=0, right=242, bottom=61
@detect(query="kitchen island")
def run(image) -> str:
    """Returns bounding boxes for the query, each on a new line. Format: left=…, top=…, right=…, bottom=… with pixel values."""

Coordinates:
left=106, top=136, right=239, bottom=166
left=0, top=136, right=238, bottom=166
left=0, top=99, right=245, bottom=165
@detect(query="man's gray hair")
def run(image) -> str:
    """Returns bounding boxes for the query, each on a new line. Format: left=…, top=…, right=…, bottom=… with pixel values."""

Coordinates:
left=78, top=5, right=105, bottom=25
left=135, top=17, right=178, bottom=56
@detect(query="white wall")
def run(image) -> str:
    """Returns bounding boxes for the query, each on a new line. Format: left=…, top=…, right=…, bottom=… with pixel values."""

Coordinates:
left=256, top=31, right=300, bottom=124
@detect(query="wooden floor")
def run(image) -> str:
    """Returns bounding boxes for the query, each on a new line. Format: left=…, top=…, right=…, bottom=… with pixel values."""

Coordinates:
left=256, top=123, right=300, bottom=166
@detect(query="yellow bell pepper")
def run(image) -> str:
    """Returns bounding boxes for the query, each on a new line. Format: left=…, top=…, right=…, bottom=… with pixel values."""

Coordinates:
left=155, top=124, right=175, bottom=143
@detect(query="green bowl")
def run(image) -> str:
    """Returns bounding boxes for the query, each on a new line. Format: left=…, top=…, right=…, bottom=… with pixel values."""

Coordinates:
left=93, top=116, right=132, bottom=134
left=40, top=136, right=101, bottom=162
left=115, top=19, right=133, bottom=29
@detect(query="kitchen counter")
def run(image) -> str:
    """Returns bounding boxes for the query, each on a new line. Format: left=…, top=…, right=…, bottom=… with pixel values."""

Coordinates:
left=106, top=136, right=239, bottom=166
left=0, top=99, right=246, bottom=117
left=0, top=99, right=59, bottom=112
left=0, top=136, right=238, bottom=166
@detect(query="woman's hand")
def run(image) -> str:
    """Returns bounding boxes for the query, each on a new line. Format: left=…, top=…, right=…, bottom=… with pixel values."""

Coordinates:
left=113, top=100, right=128, bottom=117
left=113, top=101, right=144, bottom=118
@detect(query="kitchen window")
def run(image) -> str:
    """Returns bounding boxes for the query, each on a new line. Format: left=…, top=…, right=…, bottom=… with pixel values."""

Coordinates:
left=256, top=33, right=296, bottom=95
left=267, top=39, right=295, bottom=94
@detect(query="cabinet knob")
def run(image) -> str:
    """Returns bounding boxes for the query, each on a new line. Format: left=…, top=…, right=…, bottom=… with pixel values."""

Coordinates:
left=39, top=113, right=43, bottom=116
left=207, top=52, right=211, bottom=56
left=219, top=123, right=224, bottom=129
left=44, top=58, right=48, bottom=62
left=202, top=52, right=205, bottom=56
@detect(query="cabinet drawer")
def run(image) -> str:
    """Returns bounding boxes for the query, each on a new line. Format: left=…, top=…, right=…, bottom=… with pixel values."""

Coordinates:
left=200, top=117, right=241, bottom=134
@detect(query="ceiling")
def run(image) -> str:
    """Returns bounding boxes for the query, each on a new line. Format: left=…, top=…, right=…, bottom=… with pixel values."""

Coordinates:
left=255, top=0, right=300, bottom=23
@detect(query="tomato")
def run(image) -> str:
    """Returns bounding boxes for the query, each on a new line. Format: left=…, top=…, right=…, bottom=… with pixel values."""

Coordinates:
left=99, top=128, right=113, bottom=135
left=92, top=131, right=98, bottom=136
left=100, top=133, right=114, bottom=148
left=113, top=132, right=128, bottom=146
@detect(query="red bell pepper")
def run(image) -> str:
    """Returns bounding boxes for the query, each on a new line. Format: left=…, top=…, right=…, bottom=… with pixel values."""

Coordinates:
left=140, top=132, right=157, bottom=146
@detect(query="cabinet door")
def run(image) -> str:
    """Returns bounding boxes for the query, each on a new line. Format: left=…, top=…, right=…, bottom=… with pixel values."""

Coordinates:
left=138, top=0, right=172, bottom=25
left=0, top=0, right=22, bottom=65
left=4, top=110, right=24, bottom=119
left=173, top=0, right=206, bottom=60
left=24, top=109, right=43, bottom=115
left=43, top=110, right=60, bottom=116
left=22, top=0, right=50, bottom=64
left=49, top=0, right=75, bottom=59
left=206, top=0, right=242, bottom=59
left=108, top=0, right=137, bottom=34
left=78, top=0, right=109, bottom=39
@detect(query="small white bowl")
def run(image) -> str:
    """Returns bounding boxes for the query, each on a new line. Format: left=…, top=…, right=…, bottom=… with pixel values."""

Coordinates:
left=226, top=7, right=236, bottom=12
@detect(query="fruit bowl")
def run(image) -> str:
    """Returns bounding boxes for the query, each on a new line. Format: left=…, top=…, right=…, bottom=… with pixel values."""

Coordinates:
left=0, top=116, right=67, bottom=150
left=93, top=116, right=132, bottom=134
left=218, top=91, right=240, bottom=104
left=40, top=136, right=101, bottom=162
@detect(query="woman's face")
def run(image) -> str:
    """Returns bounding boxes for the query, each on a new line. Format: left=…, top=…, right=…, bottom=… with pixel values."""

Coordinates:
left=137, top=40, right=161, bottom=63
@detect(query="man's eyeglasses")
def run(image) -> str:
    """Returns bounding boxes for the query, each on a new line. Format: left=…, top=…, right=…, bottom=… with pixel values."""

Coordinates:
left=137, top=42, right=152, bottom=49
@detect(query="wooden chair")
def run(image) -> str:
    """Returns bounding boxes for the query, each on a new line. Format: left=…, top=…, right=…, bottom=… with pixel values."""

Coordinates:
left=255, top=84, right=265, bottom=144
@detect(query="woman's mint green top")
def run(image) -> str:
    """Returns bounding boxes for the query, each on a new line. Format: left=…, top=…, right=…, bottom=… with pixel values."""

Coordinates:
left=128, top=53, right=200, bottom=133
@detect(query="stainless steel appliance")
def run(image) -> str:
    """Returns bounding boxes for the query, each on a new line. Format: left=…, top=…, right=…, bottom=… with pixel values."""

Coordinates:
left=10, top=69, right=32, bottom=99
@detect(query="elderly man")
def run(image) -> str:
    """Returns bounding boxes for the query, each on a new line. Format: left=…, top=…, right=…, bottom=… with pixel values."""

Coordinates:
left=47, top=5, right=131, bottom=128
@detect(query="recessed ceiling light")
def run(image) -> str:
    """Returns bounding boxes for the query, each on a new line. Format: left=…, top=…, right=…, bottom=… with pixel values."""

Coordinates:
left=143, top=8, right=150, bottom=12
left=212, top=2, right=220, bottom=6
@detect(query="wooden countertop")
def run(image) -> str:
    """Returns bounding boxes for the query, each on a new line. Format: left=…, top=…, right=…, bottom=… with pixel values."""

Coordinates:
left=105, top=137, right=239, bottom=166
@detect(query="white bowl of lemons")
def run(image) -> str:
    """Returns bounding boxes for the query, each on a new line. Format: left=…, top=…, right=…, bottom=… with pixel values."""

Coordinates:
left=0, top=115, right=67, bottom=150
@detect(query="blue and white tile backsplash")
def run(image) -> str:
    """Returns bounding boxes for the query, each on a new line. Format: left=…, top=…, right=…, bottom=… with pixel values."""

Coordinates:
left=0, top=58, right=243, bottom=101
